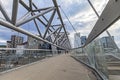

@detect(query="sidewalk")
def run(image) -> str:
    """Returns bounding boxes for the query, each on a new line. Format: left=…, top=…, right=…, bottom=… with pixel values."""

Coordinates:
left=0, top=54, right=96, bottom=80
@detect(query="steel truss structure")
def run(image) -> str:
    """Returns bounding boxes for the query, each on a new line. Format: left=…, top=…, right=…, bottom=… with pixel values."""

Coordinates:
left=0, top=0, right=71, bottom=50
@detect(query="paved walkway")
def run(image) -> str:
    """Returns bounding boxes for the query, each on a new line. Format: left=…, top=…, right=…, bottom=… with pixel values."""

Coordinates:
left=0, top=54, right=96, bottom=80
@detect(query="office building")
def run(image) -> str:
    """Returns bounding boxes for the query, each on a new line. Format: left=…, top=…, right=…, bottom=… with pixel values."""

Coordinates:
left=100, top=36, right=115, bottom=48
left=11, top=35, right=24, bottom=48
left=74, top=33, right=81, bottom=48
left=27, top=36, right=44, bottom=49
left=7, top=41, right=12, bottom=48
left=81, top=36, right=87, bottom=46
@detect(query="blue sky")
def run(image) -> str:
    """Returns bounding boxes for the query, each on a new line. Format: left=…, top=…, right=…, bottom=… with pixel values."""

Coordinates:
left=2, top=0, right=120, bottom=48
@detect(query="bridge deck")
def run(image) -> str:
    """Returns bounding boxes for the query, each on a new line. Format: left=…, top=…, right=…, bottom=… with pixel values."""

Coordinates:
left=0, top=54, right=96, bottom=80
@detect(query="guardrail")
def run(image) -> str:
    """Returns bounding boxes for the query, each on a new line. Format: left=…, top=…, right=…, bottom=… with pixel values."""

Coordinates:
left=0, top=48, right=65, bottom=72
left=72, top=37, right=120, bottom=80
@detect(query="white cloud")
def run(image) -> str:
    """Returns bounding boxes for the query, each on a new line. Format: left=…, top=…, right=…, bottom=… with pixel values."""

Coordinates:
left=0, top=38, right=6, bottom=44
left=59, top=0, right=81, bottom=9
left=62, top=0, right=109, bottom=47
left=0, top=0, right=111, bottom=48
left=92, top=0, right=109, bottom=15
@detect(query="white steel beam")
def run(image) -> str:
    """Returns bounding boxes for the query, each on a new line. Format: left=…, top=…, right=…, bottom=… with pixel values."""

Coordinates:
left=52, top=0, right=71, bottom=49
left=47, top=26, right=61, bottom=38
left=19, top=1, right=54, bottom=33
left=16, top=7, right=56, bottom=26
left=85, top=0, right=120, bottom=46
left=11, top=0, right=19, bottom=25
left=33, top=19, right=42, bottom=37
left=55, top=33, right=65, bottom=44
left=43, top=10, right=56, bottom=39
left=87, top=0, right=120, bottom=50
left=0, top=19, right=67, bottom=50
left=0, top=0, right=11, bottom=22
left=17, top=12, right=31, bottom=23
left=19, top=0, right=30, bottom=11
left=29, top=0, right=32, bottom=10
left=53, top=27, right=62, bottom=44
left=32, top=7, right=53, bottom=12
left=60, top=38, right=67, bottom=46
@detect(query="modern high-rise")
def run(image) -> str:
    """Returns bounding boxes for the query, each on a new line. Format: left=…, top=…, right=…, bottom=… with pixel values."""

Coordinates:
left=74, top=33, right=81, bottom=48
left=100, top=36, right=115, bottom=48
left=11, top=35, right=24, bottom=48
left=6, top=35, right=24, bottom=54
left=7, top=41, right=12, bottom=48
left=27, top=36, right=44, bottom=49
left=81, top=36, right=87, bottom=46
left=7, top=35, right=24, bottom=48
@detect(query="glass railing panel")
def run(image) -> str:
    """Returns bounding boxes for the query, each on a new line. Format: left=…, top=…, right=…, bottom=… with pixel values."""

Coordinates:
left=71, top=32, right=109, bottom=79
left=104, top=20, right=120, bottom=77
left=0, top=48, right=65, bottom=72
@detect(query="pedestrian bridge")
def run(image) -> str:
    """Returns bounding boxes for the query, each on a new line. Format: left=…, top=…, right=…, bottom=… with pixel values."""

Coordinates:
left=0, top=53, right=120, bottom=80
left=0, top=54, right=96, bottom=80
left=1, top=0, right=120, bottom=80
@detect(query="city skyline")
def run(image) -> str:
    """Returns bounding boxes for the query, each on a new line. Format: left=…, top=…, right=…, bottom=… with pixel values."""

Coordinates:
left=1, top=0, right=120, bottom=48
